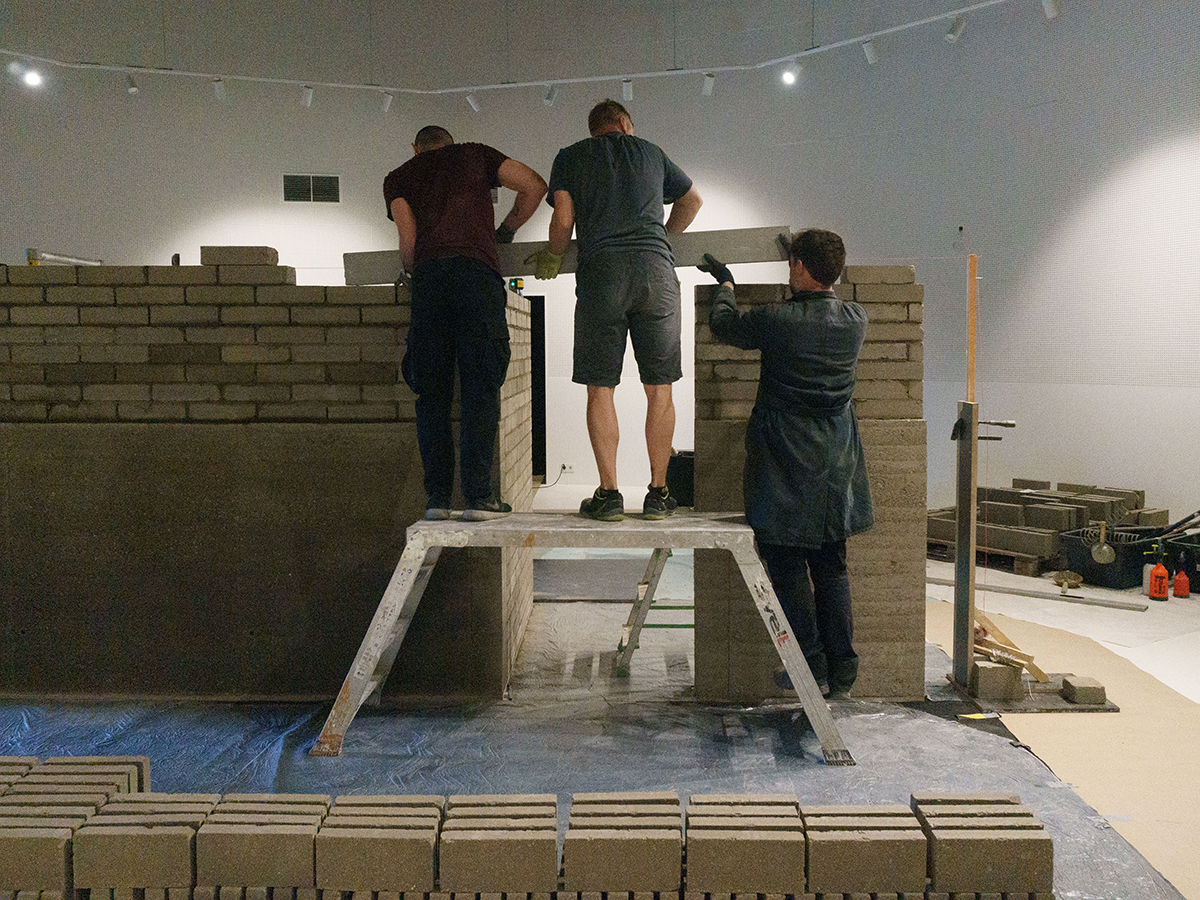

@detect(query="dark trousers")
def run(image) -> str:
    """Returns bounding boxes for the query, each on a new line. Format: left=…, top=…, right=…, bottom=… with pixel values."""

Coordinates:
left=757, top=539, right=858, bottom=692
left=403, top=257, right=511, bottom=505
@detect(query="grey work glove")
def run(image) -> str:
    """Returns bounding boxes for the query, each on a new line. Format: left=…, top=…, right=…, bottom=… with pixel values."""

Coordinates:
left=698, top=252, right=734, bottom=286
left=496, top=222, right=516, bottom=244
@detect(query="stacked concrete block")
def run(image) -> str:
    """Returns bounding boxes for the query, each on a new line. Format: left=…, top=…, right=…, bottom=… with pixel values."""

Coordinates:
left=74, top=793, right=220, bottom=900
left=0, top=756, right=149, bottom=900
left=694, top=266, right=926, bottom=704
left=438, top=794, right=558, bottom=893
left=912, top=793, right=1053, bottom=897
left=315, top=795, right=442, bottom=894
left=799, top=804, right=927, bottom=897
left=683, top=794, right=805, bottom=896
left=195, top=794, right=330, bottom=900
left=563, top=791, right=682, bottom=894
left=1061, top=675, right=1106, bottom=705
left=0, top=757, right=39, bottom=791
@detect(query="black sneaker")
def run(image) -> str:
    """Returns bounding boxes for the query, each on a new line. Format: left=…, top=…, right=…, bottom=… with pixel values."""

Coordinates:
left=774, top=666, right=830, bottom=696
left=642, top=485, right=678, bottom=520
left=425, top=498, right=452, bottom=520
left=580, top=487, right=624, bottom=521
left=463, top=498, right=512, bottom=521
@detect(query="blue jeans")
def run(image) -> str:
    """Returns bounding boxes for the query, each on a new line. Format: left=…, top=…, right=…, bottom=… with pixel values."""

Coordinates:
left=403, top=257, right=511, bottom=505
left=757, top=539, right=858, bottom=692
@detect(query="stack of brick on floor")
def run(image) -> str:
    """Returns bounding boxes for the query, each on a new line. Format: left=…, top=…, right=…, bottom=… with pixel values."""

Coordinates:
left=315, top=795, right=442, bottom=896
left=438, top=794, right=558, bottom=893
left=912, top=792, right=1054, bottom=898
left=684, top=794, right=803, bottom=895
left=562, top=791, right=682, bottom=894
left=0, top=756, right=150, bottom=900
left=928, top=479, right=1166, bottom=576
left=3, top=758, right=1057, bottom=899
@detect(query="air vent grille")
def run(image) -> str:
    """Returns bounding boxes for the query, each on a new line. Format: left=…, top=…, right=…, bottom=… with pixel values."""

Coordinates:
left=284, top=174, right=340, bottom=202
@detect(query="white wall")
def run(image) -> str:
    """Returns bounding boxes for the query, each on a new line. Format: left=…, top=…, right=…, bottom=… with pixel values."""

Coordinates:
left=3, top=1, right=1198, bottom=514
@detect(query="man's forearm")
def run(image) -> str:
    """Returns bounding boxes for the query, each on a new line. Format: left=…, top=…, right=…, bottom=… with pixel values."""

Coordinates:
left=665, top=185, right=702, bottom=234
left=709, top=283, right=753, bottom=349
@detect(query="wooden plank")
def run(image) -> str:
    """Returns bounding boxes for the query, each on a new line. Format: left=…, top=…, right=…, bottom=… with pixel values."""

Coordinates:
left=342, top=226, right=791, bottom=284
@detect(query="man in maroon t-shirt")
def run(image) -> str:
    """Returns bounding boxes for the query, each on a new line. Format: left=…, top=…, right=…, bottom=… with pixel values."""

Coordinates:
left=384, top=125, right=546, bottom=520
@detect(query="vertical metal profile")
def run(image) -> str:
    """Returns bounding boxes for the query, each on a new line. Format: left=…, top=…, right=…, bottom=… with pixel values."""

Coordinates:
left=953, top=254, right=980, bottom=687
left=953, top=400, right=979, bottom=687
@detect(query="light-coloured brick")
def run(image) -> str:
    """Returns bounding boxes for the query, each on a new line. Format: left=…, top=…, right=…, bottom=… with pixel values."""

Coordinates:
left=315, top=828, right=436, bottom=892
left=218, top=265, right=297, bottom=285
left=257, top=326, right=324, bottom=345
left=7, top=266, right=77, bottom=285
left=184, top=326, right=255, bottom=344
left=73, top=825, right=195, bottom=891
left=257, top=286, right=325, bottom=305
left=201, top=246, right=279, bottom=266
left=148, top=266, right=218, bottom=285
left=81, top=307, right=149, bottom=326
left=221, top=306, right=290, bottom=325
left=327, top=327, right=398, bottom=345
left=11, top=307, right=79, bottom=328
left=326, top=286, right=397, bottom=306
left=77, top=267, right=148, bottom=286
left=47, top=287, right=113, bottom=306
left=0, top=827, right=73, bottom=892
left=116, top=285, right=185, bottom=306
left=0, top=286, right=45, bottom=305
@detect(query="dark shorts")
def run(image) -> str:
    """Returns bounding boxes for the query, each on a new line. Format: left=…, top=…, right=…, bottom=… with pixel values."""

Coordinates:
left=572, top=250, right=682, bottom=388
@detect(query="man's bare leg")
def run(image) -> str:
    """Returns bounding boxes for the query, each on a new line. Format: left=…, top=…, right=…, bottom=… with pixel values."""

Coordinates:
left=586, top=385, right=620, bottom=490
left=644, top=383, right=675, bottom=488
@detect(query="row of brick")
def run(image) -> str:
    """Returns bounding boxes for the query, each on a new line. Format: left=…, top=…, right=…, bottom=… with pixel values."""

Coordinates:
left=3, top=248, right=293, bottom=287
left=2, top=761, right=1053, bottom=899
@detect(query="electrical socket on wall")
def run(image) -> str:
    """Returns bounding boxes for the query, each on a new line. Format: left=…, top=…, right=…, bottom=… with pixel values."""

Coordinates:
left=561, top=464, right=574, bottom=473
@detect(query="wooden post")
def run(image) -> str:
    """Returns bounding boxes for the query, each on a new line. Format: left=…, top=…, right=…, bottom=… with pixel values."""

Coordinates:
left=967, top=254, right=978, bottom=402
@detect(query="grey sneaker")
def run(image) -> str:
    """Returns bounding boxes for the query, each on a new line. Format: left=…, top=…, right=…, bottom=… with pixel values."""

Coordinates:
left=425, top=498, right=452, bottom=520
left=642, top=485, right=678, bottom=520
left=463, top=499, right=512, bottom=521
left=580, top=487, right=624, bottom=521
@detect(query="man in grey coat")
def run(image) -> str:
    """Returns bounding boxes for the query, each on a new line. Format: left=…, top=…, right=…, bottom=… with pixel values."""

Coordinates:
left=701, top=229, right=873, bottom=700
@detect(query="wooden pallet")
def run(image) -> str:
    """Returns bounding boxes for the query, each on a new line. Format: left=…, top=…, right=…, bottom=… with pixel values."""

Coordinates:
left=927, top=539, right=1059, bottom=577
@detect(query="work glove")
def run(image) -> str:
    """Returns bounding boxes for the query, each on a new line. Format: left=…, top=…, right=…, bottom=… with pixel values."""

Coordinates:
left=524, top=247, right=563, bottom=280
left=697, top=252, right=734, bottom=286
left=496, top=222, right=516, bottom=244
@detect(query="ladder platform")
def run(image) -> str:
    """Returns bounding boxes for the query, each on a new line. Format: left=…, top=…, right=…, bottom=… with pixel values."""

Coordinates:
left=400, top=511, right=758, bottom=550
left=311, top=511, right=854, bottom=766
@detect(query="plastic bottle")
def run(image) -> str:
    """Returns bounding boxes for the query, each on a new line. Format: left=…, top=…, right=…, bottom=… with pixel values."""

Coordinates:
left=1174, top=556, right=1191, bottom=598
left=1148, top=558, right=1170, bottom=601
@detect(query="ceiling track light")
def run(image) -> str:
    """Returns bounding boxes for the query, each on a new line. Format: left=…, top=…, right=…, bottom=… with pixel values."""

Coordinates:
left=126, top=74, right=139, bottom=94
left=1041, top=0, right=1060, bottom=20
left=24, top=68, right=43, bottom=87
left=945, top=15, right=966, bottom=42
left=466, top=92, right=480, bottom=112
left=381, top=91, right=393, bottom=113
left=301, top=85, right=313, bottom=107
left=862, top=40, right=878, bottom=65
left=702, top=73, right=715, bottom=96
left=544, top=84, right=558, bottom=107
left=213, top=77, right=226, bottom=99
left=621, top=79, right=633, bottom=102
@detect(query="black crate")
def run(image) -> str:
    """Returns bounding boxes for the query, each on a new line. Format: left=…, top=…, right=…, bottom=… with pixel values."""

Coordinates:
left=1062, top=525, right=1159, bottom=589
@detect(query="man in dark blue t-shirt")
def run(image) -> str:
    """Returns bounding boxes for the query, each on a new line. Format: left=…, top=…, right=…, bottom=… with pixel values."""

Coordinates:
left=538, top=100, right=702, bottom=521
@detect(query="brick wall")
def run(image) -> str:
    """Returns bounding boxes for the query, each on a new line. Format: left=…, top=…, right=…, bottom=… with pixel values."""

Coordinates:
left=0, top=263, right=412, bottom=423
left=0, top=259, right=534, bottom=700
left=693, top=266, right=927, bottom=701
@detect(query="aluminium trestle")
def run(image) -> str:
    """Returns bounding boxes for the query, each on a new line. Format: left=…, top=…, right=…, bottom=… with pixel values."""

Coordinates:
left=310, top=512, right=853, bottom=765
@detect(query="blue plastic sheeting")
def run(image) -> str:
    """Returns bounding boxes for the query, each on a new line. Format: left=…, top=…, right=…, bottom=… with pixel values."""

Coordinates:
left=0, top=601, right=1184, bottom=900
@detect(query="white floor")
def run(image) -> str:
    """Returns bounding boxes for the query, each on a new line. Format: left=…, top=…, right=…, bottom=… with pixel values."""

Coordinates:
left=925, top=558, right=1200, bottom=704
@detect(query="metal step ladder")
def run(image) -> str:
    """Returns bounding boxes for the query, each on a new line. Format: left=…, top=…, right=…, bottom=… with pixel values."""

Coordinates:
left=310, top=513, right=853, bottom=765
left=615, top=548, right=691, bottom=675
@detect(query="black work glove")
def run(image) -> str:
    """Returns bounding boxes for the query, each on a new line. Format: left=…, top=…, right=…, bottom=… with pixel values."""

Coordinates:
left=496, top=222, right=516, bottom=244
left=698, top=252, right=734, bottom=286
